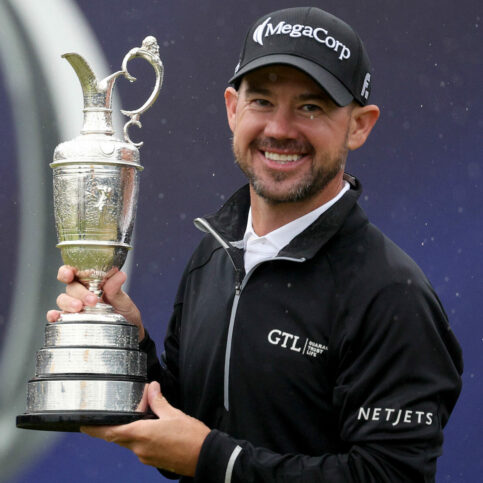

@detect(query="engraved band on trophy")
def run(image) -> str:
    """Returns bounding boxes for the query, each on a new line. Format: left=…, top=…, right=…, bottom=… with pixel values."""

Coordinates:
left=16, top=36, right=163, bottom=431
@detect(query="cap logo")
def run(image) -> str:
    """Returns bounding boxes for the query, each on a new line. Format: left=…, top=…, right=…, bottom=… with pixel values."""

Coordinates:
left=361, top=72, right=371, bottom=100
left=252, top=17, right=351, bottom=61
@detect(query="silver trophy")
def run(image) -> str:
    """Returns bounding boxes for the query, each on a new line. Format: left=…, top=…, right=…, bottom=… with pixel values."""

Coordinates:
left=16, top=37, right=164, bottom=431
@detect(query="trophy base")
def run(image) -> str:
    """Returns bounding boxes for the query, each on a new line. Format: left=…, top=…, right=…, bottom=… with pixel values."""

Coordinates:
left=16, top=410, right=156, bottom=432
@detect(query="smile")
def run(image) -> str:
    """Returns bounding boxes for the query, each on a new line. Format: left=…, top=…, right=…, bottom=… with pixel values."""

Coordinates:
left=264, top=151, right=303, bottom=164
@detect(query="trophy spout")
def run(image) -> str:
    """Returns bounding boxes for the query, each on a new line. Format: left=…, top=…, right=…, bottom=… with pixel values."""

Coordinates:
left=62, top=53, right=123, bottom=135
left=62, top=53, right=122, bottom=110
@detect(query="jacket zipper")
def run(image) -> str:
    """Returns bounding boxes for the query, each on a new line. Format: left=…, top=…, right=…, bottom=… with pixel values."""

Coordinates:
left=224, top=281, right=241, bottom=410
left=194, top=217, right=306, bottom=411
left=223, top=258, right=306, bottom=410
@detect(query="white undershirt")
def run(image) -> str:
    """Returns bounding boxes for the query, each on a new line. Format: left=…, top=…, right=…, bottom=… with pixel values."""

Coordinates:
left=243, top=181, right=350, bottom=274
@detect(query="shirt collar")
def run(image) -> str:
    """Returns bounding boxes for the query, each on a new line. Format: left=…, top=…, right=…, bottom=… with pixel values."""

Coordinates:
left=243, top=180, right=350, bottom=251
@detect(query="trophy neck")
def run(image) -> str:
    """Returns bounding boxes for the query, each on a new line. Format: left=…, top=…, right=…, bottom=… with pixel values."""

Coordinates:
left=81, top=108, right=115, bottom=135
left=84, top=279, right=104, bottom=298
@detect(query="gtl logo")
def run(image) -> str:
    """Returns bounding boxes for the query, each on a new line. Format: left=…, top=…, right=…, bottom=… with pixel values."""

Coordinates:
left=268, top=329, right=328, bottom=358
left=268, top=329, right=303, bottom=352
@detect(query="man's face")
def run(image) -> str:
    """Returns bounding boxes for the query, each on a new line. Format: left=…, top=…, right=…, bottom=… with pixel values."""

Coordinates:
left=225, top=65, right=354, bottom=204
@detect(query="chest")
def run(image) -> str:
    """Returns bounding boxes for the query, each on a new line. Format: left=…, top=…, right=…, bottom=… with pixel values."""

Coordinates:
left=179, top=255, right=339, bottom=410
left=231, top=265, right=336, bottom=401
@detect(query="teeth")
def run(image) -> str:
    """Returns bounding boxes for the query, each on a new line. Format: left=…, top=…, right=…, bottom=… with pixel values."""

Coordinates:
left=264, top=151, right=303, bottom=163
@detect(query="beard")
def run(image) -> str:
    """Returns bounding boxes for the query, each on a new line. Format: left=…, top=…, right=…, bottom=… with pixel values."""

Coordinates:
left=233, top=134, right=349, bottom=205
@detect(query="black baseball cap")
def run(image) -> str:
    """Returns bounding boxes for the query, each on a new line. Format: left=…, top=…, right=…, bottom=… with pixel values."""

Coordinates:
left=229, top=7, right=373, bottom=106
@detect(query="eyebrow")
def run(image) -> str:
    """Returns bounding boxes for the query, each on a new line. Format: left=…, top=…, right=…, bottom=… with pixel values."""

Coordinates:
left=296, top=92, right=331, bottom=104
left=243, top=86, right=272, bottom=97
left=243, top=85, right=331, bottom=104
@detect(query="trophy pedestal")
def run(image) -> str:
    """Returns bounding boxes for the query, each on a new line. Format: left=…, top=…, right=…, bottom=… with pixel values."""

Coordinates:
left=17, top=310, right=152, bottom=432
left=16, top=410, right=155, bottom=432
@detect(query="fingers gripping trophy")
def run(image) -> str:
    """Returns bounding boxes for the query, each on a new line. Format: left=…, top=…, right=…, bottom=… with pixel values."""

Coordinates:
left=16, top=37, right=164, bottom=431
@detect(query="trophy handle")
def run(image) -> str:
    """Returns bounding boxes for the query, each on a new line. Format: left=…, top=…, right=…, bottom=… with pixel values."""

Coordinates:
left=119, top=36, right=164, bottom=147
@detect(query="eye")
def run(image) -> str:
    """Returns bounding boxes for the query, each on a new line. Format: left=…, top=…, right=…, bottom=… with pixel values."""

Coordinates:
left=252, top=98, right=272, bottom=108
left=301, top=104, right=322, bottom=113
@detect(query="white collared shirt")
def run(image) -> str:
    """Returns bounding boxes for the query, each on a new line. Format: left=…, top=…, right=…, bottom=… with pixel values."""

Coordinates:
left=243, top=181, right=350, bottom=274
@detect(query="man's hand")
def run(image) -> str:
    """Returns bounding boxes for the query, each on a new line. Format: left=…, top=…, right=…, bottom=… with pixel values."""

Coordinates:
left=46, top=265, right=145, bottom=340
left=80, top=382, right=211, bottom=476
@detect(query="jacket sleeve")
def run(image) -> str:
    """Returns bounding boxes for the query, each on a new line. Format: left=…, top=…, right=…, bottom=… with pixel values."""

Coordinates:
left=194, top=282, right=463, bottom=482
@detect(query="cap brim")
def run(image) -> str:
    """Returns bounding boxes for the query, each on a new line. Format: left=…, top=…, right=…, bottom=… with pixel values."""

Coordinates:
left=229, top=54, right=354, bottom=107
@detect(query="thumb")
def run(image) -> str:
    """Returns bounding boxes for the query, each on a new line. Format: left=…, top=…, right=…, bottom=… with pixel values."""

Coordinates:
left=147, top=381, right=171, bottom=417
left=102, top=271, right=143, bottom=332
left=102, top=270, right=128, bottom=306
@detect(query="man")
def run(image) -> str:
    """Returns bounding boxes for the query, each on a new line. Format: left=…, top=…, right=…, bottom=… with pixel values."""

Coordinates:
left=48, top=7, right=463, bottom=482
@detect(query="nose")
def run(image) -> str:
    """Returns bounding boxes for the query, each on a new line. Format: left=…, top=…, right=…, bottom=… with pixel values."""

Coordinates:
left=263, top=106, right=298, bottom=140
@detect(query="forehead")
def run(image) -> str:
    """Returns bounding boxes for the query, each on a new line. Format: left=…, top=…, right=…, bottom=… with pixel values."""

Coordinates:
left=240, top=65, right=328, bottom=97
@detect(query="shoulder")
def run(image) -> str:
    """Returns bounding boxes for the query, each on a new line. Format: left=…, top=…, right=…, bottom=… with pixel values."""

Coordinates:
left=325, top=217, right=454, bottom=344
left=328, top=219, right=463, bottom=367
left=327, top=216, right=430, bottom=300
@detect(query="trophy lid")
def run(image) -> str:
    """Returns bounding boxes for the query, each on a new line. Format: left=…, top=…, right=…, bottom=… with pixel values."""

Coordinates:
left=51, top=36, right=163, bottom=169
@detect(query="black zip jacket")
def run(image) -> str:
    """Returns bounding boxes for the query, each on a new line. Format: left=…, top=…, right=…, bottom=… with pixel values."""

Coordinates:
left=141, top=175, right=463, bottom=482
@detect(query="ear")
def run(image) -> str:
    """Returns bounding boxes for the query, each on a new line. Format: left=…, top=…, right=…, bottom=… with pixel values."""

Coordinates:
left=224, top=87, right=238, bottom=133
left=347, top=104, right=380, bottom=151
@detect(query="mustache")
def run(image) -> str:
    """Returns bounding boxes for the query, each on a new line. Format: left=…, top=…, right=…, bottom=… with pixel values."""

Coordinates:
left=252, top=138, right=313, bottom=153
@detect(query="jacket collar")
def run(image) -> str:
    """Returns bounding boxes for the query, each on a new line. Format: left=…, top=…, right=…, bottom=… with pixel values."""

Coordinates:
left=195, top=173, right=364, bottom=261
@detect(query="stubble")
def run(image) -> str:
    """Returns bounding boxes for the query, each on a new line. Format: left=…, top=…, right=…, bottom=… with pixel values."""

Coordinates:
left=232, top=131, right=349, bottom=205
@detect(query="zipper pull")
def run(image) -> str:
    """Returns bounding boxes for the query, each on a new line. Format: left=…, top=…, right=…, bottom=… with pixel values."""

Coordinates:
left=234, top=269, right=243, bottom=296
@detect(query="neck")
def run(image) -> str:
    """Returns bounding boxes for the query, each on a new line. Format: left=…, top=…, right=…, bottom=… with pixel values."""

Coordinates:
left=250, top=173, right=345, bottom=236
